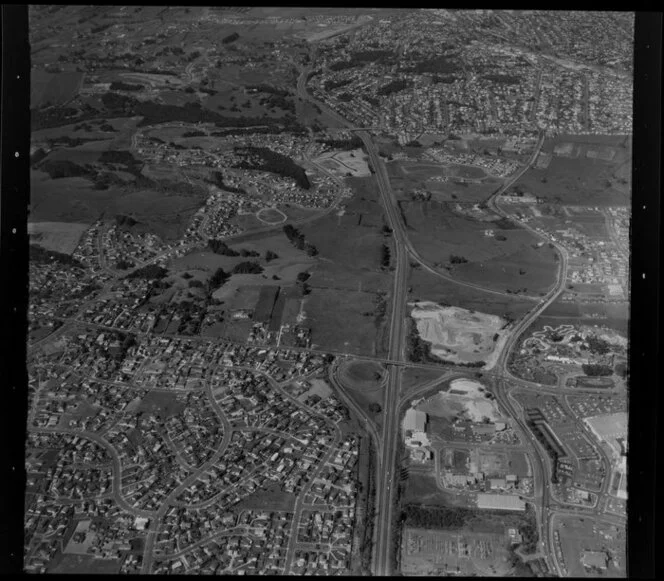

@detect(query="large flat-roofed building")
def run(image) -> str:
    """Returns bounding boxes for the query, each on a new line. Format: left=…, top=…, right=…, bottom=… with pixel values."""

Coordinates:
left=403, top=409, right=427, bottom=434
left=476, top=493, right=526, bottom=511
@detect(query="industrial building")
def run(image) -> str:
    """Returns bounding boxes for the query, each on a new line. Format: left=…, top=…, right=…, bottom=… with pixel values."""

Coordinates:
left=403, top=409, right=427, bottom=434
left=476, top=493, right=526, bottom=512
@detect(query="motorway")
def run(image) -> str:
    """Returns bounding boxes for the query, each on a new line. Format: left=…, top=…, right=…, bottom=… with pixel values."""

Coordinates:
left=279, top=63, right=627, bottom=576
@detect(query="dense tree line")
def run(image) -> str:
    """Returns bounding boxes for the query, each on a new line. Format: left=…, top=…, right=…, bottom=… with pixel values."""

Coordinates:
left=482, top=74, right=521, bottom=85
left=431, top=75, right=457, bottom=84
left=349, top=49, right=397, bottom=64
left=207, top=171, right=247, bottom=194
left=260, top=93, right=296, bottom=114
left=208, top=267, right=230, bottom=290
left=115, top=215, right=138, bottom=227
left=316, top=135, right=363, bottom=149
left=582, top=363, right=614, bottom=377
left=115, top=259, right=134, bottom=270
left=109, top=81, right=144, bottom=91
left=362, top=95, right=381, bottom=108
left=125, top=264, right=168, bottom=280
left=402, top=55, right=461, bottom=75
left=35, top=91, right=308, bottom=135
left=182, top=130, right=206, bottom=137
left=234, top=146, right=310, bottom=190
left=380, top=243, right=391, bottom=269
left=208, top=239, right=239, bottom=256
left=30, top=148, right=49, bottom=167
left=585, top=335, right=612, bottom=355
left=29, top=244, right=85, bottom=268
left=38, top=159, right=95, bottom=180
left=377, top=79, right=413, bottom=96
left=222, top=32, right=239, bottom=44
left=407, top=320, right=433, bottom=363
left=402, top=504, right=473, bottom=530
left=246, top=84, right=290, bottom=97
left=450, top=254, right=469, bottom=264
left=328, top=60, right=359, bottom=72
left=99, top=150, right=141, bottom=169
left=323, top=78, right=353, bottom=91
left=283, top=224, right=318, bottom=256
left=232, top=261, right=263, bottom=275
left=45, top=135, right=101, bottom=148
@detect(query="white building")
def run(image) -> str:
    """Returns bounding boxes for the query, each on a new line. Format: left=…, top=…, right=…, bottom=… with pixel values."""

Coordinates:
left=403, top=408, right=427, bottom=434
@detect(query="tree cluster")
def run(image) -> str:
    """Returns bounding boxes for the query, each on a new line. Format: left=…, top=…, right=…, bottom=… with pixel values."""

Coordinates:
left=208, top=239, right=240, bottom=256
left=316, top=135, right=363, bottom=149
left=207, top=171, right=247, bottom=195
left=482, top=74, right=521, bottom=85
left=328, top=60, right=359, bottom=72
left=449, top=254, right=469, bottom=264
left=232, top=261, right=263, bottom=275
left=109, top=81, right=144, bottom=91
left=208, top=267, right=230, bottom=290
left=380, top=243, right=391, bottom=269
left=126, top=264, right=168, bottom=280
left=246, top=84, right=290, bottom=97
left=29, top=244, right=85, bottom=269
left=38, top=159, right=94, bottom=180
left=283, top=224, right=318, bottom=256
left=582, top=363, right=614, bottom=377
left=402, top=504, right=472, bottom=530
left=585, top=335, right=612, bottom=355
left=323, top=78, right=353, bottom=91
left=377, top=79, right=413, bottom=96
left=222, top=32, right=239, bottom=44
left=234, top=146, right=311, bottom=190
left=403, top=55, right=461, bottom=75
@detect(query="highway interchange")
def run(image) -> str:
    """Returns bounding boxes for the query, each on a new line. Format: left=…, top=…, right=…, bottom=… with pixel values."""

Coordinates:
left=295, top=59, right=625, bottom=576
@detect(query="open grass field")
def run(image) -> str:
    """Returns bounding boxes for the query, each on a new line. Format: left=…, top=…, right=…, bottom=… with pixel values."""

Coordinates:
left=554, top=516, right=625, bottom=577
left=400, top=161, right=487, bottom=181
left=401, top=200, right=558, bottom=295
left=386, top=161, right=499, bottom=203
left=507, top=451, right=531, bottom=479
left=31, top=70, right=83, bottom=108
left=516, top=135, right=631, bottom=206
left=49, top=554, right=121, bottom=574
left=314, top=149, right=371, bottom=178
left=402, top=472, right=462, bottom=508
left=408, top=267, right=535, bottom=322
left=233, top=483, right=297, bottom=512
left=256, top=207, right=287, bottom=224
left=279, top=203, right=323, bottom=222
left=28, top=221, right=90, bottom=254
left=303, top=288, right=387, bottom=357
left=30, top=167, right=206, bottom=241
left=136, top=390, right=186, bottom=419
left=344, top=384, right=385, bottom=428
left=301, top=216, right=385, bottom=274
left=338, top=359, right=386, bottom=390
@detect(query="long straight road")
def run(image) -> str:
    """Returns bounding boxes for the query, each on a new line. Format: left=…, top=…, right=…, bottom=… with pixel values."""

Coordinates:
left=295, top=59, right=570, bottom=575
left=353, top=130, right=411, bottom=577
